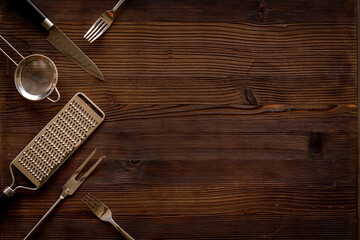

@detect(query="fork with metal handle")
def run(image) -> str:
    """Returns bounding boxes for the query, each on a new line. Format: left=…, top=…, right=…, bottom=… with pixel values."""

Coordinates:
left=83, top=193, right=134, bottom=240
left=84, top=0, right=126, bottom=43
left=23, top=149, right=105, bottom=240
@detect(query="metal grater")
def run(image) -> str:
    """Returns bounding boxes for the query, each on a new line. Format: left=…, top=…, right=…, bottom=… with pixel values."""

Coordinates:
left=2, top=92, right=105, bottom=198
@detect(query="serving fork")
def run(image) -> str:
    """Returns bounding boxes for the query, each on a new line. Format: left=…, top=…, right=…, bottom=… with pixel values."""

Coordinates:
left=83, top=193, right=134, bottom=240
left=84, top=0, right=126, bottom=43
left=24, top=149, right=104, bottom=240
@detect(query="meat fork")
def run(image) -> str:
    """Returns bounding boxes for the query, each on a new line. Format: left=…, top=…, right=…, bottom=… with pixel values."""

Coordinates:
left=23, top=149, right=105, bottom=240
left=84, top=0, right=126, bottom=43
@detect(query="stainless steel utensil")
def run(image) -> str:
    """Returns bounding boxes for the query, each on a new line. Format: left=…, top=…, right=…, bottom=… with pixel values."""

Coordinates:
left=0, top=35, right=60, bottom=102
left=24, top=149, right=105, bottom=240
left=83, top=193, right=134, bottom=240
left=0, top=93, right=105, bottom=210
left=13, top=0, right=105, bottom=81
left=84, top=0, right=126, bottom=43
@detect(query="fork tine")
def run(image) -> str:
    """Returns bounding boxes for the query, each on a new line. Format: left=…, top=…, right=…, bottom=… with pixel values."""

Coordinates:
left=86, top=21, right=106, bottom=41
left=78, top=156, right=105, bottom=183
left=71, top=149, right=97, bottom=179
left=83, top=193, right=96, bottom=204
left=85, top=20, right=104, bottom=40
left=84, top=18, right=101, bottom=38
left=88, top=22, right=108, bottom=42
left=87, top=193, right=103, bottom=207
left=82, top=197, right=96, bottom=211
left=88, top=194, right=105, bottom=211
left=83, top=194, right=99, bottom=210
left=88, top=24, right=107, bottom=43
left=90, top=25, right=110, bottom=43
left=85, top=194, right=101, bottom=210
left=84, top=194, right=99, bottom=211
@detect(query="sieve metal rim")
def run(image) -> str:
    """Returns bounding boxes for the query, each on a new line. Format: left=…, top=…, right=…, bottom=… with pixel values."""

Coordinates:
left=14, top=54, right=58, bottom=101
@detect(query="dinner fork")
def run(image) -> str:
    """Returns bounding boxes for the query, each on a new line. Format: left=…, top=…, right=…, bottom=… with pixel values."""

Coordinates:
left=82, top=193, right=134, bottom=240
left=24, top=149, right=105, bottom=240
left=84, top=0, right=126, bottom=43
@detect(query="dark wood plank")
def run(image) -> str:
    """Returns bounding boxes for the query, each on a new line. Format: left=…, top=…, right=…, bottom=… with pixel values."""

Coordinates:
left=5, top=0, right=357, bottom=24
left=0, top=104, right=357, bottom=239
left=0, top=0, right=357, bottom=239
left=358, top=0, right=360, bottom=233
left=0, top=1, right=357, bottom=105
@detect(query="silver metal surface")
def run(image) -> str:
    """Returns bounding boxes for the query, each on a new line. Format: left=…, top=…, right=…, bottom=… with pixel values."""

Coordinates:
left=61, top=150, right=104, bottom=197
left=23, top=196, right=63, bottom=240
left=47, top=25, right=105, bottom=81
left=83, top=193, right=134, bottom=240
left=41, top=18, right=54, bottom=30
left=47, top=86, right=60, bottom=102
left=84, top=0, right=125, bottom=43
left=0, top=35, right=24, bottom=66
left=14, top=54, right=59, bottom=101
left=3, top=186, right=15, bottom=198
left=0, top=35, right=60, bottom=102
left=2, top=93, right=105, bottom=196
left=24, top=149, right=104, bottom=240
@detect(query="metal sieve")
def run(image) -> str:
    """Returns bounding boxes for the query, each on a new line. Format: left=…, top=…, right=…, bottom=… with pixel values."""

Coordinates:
left=0, top=93, right=105, bottom=209
left=0, top=35, right=60, bottom=102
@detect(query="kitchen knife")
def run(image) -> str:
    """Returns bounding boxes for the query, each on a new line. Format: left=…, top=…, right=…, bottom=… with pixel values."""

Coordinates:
left=13, top=0, right=105, bottom=81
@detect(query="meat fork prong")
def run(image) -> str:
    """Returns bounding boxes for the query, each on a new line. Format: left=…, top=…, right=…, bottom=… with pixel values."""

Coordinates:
left=72, top=148, right=98, bottom=178
left=61, top=149, right=105, bottom=197
left=24, top=150, right=105, bottom=240
left=78, top=156, right=105, bottom=182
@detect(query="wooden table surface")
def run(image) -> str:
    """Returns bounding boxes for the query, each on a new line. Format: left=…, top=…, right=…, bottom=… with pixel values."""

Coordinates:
left=0, top=0, right=357, bottom=239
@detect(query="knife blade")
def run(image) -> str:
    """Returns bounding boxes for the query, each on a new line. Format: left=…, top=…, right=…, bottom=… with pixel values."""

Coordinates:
left=14, top=0, right=105, bottom=81
left=47, top=26, right=105, bottom=81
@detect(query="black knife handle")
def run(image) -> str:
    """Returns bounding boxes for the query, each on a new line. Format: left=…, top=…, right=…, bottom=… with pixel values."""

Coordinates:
left=13, top=0, right=48, bottom=25
left=0, top=190, right=11, bottom=212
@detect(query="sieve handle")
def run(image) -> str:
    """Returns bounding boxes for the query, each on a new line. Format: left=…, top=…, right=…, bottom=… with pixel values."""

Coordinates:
left=13, top=0, right=48, bottom=26
left=0, top=190, right=11, bottom=212
left=47, top=87, right=61, bottom=103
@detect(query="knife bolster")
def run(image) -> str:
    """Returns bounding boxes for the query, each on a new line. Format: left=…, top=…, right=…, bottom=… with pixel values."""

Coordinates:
left=42, top=18, right=54, bottom=30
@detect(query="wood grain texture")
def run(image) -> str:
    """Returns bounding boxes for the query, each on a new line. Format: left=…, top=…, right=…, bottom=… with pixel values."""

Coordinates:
left=0, top=0, right=357, bottom=239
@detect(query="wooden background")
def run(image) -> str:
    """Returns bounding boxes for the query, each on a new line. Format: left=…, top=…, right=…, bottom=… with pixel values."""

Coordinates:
left=0, top=0, right=357, bottom=239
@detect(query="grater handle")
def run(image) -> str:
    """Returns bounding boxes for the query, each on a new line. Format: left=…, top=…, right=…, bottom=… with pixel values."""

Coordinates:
left=47, top=86, right=61, bottom=102
left=0, top=191, right=11, bottom=212
left=77, top=92, right=105, bottom=120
